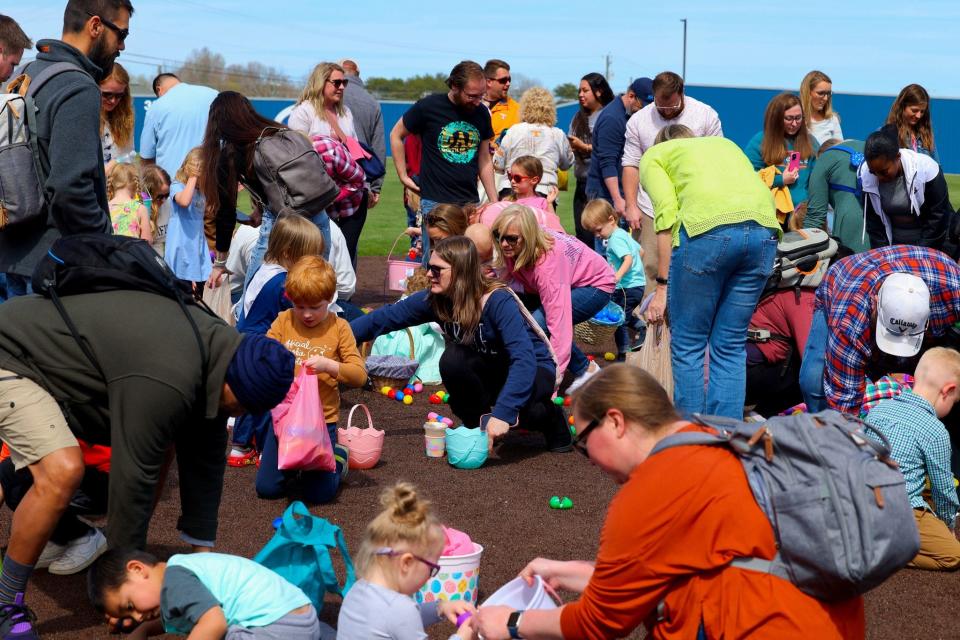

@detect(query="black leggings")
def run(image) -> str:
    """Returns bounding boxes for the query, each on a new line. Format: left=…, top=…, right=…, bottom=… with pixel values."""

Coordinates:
left=438, top=342, right=568, bottom=447
left=572, top=180, right=594, bottom=248
left=334, top=191, right=368, bottom=270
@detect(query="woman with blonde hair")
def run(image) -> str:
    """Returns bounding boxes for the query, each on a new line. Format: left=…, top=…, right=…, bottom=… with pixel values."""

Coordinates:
left=745, top=92, right=820, bottom=219
left=287, top=61, right=358, bottom=141
left=494, top=87, right=574, bottom=200
left=492, top=205, right=614, bottom=392
left=880, top=84, right=939, bottom=162
left=800, top=70, right=843, bottom=144
left=474, top=364, right=866, bottom=640
left=351, top=236, right=572, bottom=451
left=100, top=62, right=134, bottom=175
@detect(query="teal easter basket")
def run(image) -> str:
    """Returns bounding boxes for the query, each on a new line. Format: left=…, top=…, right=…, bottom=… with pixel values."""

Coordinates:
left=445, top=426, right=488, bottom=469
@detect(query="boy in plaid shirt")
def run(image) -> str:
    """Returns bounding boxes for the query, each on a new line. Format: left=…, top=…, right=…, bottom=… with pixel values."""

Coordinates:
left=866, top=347, right=960, bottom=570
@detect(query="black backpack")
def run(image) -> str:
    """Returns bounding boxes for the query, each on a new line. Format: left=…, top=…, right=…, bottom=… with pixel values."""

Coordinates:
left=32, top=234, right=214, bottom=379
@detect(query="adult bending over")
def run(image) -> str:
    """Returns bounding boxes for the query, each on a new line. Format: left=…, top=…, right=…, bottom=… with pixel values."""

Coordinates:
left=861, top=131, right=953, bottom=253
left=642, top=126, right=779, bottom=418
left=474, top=364, right=865, bottom=640
left=201, top=92, right=332, bottom=290
left=351, top=237, right=572, bottom=452
left=491, top=205, right=615, bottom=392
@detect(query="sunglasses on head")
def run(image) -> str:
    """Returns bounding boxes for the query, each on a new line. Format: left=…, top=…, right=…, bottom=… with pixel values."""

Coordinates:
left=327, top=78, right=349, bottom=89
left=507, top=173, right=534, bottom=183
left=375, top=547, right=441, bottom=577
left=493, top=231, right=521, bottom=245
left=86, top=11, right=129, bottom=42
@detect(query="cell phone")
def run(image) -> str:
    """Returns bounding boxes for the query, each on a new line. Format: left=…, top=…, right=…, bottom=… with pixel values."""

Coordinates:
left=747, top=328, right=771, bottom=342
left=787, top=152, right=800, bottom=173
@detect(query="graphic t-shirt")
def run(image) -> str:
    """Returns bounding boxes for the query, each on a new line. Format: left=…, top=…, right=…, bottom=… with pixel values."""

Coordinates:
left=403, top=93, right=495, bottom=204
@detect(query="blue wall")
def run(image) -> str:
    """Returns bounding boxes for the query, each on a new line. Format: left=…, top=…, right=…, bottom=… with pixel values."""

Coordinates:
left=131, top=87, right=960, bottom=172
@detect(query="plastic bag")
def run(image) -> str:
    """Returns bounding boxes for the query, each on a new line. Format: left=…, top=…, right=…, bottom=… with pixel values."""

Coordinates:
left=271, top=369, right=335, bottom=471
left=202, top=277, right=235, bottom=326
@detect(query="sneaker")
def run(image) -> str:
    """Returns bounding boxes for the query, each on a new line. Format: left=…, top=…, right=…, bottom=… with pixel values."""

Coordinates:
left=0, top=593, right=38, bottom=639
left=48, top=528, right=107, bottom=575
left=566, top=361, right=601, bottom=395
left=34, top=540, right=66, bottom=569
left=227, top=447, right=258, bottom=467
left=334, top=444, right=349, bottom=483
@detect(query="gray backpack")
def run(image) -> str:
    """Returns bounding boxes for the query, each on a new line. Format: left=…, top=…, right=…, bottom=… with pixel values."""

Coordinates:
left=246, top=127, right=338, bottom=217
left=762, top=228, right=838, bottom=298
left=0, top=62, right=88, bottom=229
left=651, top=410, right=919, bottom=601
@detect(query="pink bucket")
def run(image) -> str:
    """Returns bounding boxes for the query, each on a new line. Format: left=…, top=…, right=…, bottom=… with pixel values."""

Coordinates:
left=337, top=404, right=384, bottom=470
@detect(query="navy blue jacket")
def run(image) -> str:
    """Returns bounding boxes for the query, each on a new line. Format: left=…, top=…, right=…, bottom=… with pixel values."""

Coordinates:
left=585, top=95, right=629, bottom=201
left=351, top=289, right=555, bottom=424
left=237, top=272, right=291, bottom=335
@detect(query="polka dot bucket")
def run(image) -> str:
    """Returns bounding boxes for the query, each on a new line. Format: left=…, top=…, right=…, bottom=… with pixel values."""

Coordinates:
left=415, top=542, right=484, bottom=606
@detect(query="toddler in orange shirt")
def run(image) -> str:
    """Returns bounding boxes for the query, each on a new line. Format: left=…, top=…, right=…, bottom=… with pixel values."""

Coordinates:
left=257, top=256, right=367, bottom=503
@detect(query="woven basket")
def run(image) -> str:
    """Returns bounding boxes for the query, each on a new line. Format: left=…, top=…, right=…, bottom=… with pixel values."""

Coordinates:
left=574, top=299, right=625, bottom=346
left=362, top=327, right=417, bottom=389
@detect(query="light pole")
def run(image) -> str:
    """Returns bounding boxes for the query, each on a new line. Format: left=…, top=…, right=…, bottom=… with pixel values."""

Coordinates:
left=680, top=18, right=687, bottom=81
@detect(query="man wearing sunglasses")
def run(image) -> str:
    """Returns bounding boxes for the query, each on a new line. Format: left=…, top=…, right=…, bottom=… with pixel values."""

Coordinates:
left=0, top=0, right=134, bottom=303
left=482, top=59, right=520, bottom=151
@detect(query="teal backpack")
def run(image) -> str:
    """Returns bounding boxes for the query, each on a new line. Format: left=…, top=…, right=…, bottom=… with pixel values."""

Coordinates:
left=254, top=501, right=356, bottom=612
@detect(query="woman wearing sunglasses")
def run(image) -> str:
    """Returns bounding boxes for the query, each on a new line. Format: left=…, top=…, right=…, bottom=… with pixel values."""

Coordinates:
left=745, top=92, right=820, bottom=226
left=351, top=236, right=572, bottom=452
left=288, top=61, right=358, bottom=141
left=491, top=205, right=615, bottom=393
left=474, top=364, right=865, bottom=640
left=99, top=62, right=134, bottom=176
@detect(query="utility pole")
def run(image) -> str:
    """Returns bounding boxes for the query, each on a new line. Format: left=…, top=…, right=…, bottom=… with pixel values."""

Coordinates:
left=604, top=53, right=612, bottom=82
left=680, top=19, right=687, bottom=81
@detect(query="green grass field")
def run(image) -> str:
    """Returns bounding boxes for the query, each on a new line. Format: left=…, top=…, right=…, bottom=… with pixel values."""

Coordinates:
left=240, top=160, right=960, bottom=257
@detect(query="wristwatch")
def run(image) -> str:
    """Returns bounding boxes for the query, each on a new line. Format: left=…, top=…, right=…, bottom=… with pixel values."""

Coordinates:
left=655, top=276, right=669, bottom=285
left=507, top=610, right=524, bottom=639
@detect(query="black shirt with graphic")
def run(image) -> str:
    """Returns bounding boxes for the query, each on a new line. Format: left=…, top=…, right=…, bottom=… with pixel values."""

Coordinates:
left=403, top=93, right=494, bottom=205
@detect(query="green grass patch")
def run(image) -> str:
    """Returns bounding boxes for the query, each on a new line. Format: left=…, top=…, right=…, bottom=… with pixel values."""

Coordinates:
left=239, top=161, right=960, bottom=256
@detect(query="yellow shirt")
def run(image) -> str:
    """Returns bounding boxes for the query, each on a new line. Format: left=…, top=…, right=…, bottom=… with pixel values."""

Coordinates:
left=267, top=310, right=367, bottom=424
left=487, top=96, right=520, bottom=144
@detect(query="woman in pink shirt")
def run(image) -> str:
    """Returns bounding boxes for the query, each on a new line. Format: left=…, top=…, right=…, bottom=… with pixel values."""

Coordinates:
left=492, top=205, right=615, bottom=390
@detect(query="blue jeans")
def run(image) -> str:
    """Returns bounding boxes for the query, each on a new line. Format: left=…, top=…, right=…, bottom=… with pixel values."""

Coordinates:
left=243, top=209, right=332, bottom=294
left=256, top=420, right=341, bottom=504
left=614, top=286, right=646, bottom=355
left=799, top=306, right=829, bottom=412
left=532, top=286, right=611, bottom=377
left=668, top=222, right=777, bottom=419
left=232, top=411, right=271, bottom=449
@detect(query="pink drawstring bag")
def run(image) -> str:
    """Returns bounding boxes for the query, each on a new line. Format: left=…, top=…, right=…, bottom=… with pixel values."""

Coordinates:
left=271, top=368, right=335, bottom=471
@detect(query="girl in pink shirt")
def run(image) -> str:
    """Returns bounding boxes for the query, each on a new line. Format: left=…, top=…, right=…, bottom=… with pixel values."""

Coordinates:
left=493, top=205, right=615, bottom=390
left=480, top=156, right=565, bottom=232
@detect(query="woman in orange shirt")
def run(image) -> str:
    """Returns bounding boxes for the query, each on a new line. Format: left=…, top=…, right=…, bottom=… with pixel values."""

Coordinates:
left=473, top=364, right=865, bottom=640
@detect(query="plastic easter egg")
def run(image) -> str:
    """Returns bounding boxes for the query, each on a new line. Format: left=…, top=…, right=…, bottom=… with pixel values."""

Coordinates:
left=604, top=352, right=616, bottom=361
left=403, top=395, right=414, bottom=405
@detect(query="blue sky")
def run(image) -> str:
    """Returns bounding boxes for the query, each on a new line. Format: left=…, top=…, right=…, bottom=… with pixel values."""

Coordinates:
left=17, top=1, right=960, bottom=97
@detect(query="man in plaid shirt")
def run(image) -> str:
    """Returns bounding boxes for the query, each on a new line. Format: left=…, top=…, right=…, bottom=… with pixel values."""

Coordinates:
left=866, top=347, right=960, bottom=570
left=799, top=246, right=960, bottom=414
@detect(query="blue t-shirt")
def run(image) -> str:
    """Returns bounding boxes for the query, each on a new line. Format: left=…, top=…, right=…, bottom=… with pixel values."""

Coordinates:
left=140, top=82, right=218, bottom=177
left=165, top=181, right=211, bottom=282
left=162, top=553, right=310, bottom=635
left=605, top=227, right=645, bottom=289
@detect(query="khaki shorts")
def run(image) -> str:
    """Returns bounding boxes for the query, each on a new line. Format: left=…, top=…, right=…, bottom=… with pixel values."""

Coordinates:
left=0, top=369, right=77, bottom=470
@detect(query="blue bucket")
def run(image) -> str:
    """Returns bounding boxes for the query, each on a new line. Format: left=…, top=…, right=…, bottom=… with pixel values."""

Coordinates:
left=445, top=426, right=488, bottom=469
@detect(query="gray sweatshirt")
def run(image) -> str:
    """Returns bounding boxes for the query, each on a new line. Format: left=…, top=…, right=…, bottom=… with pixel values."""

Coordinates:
left=0, top=39, right=111, bottom=276
left=343, top=74, right=386, bottom=193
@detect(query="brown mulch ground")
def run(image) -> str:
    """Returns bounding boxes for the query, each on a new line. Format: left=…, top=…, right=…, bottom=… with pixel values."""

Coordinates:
left=3, top=257, right=958, bottom=639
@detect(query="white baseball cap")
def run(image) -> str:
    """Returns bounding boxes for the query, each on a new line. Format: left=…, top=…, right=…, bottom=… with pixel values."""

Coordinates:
left=875, top=273, right=930, bottom=357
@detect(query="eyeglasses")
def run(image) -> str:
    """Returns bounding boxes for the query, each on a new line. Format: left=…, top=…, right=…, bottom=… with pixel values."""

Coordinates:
left=460, top=89, right=484, bottom=100
left=86, top=11, right=129, bottom=43
left=655, top=101, right=682, bottom=112
left=375, top=547, right=441, bottom=577
left=783, top=115, right=803, bottom=123
left=154, top=192, right=170, bottom=203
left=573, top=416, right=604, bottom=457
left=490, top=76, right=511, bottom=85
left=507, top=173, right=534, bottom=183
left=493, top=231, right=521, bottom=245
left=101, top=91, right=124, bottom=101
left=813, top=90, right=832, bottom=98
left=427, top=264, right=450, bottom=279
left=327, top=78, right=348, bottom=89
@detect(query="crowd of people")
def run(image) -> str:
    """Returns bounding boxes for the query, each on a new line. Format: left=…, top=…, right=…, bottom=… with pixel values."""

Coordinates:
left=0, top=1, right=958, bottom=639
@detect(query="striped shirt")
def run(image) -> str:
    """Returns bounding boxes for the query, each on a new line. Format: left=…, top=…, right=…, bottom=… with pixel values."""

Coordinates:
left=815, top=246, right=960, bottom=413
left=865, top=390, right=958, bottom=527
